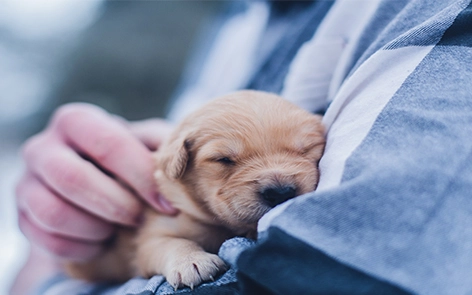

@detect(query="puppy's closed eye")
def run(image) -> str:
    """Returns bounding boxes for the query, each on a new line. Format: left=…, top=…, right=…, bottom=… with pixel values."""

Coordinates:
left=215, top=157, right=235, bottom=165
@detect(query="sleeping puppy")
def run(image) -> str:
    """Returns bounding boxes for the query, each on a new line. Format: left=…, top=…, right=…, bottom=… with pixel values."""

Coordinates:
left=66, top=90, right=325, bottom=290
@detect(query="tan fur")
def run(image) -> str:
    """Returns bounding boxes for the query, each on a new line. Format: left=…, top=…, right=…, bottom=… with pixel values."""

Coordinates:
left=66, top=90, right=325, bottom=289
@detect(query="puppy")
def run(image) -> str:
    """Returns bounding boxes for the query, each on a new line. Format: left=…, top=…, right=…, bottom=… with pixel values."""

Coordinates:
left=66, top=90, right=325, bottom=290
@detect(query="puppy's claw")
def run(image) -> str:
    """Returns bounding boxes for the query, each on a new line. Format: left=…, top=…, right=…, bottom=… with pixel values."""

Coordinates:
left=168, top=272, right=182, bottom=291
left=172, top=281, right=179, bottom=291
left=165, top=252, right=226, bottom=290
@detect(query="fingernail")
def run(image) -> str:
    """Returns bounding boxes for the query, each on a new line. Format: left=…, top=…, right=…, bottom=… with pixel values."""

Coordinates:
left=153, top=193, right=179, bottom=215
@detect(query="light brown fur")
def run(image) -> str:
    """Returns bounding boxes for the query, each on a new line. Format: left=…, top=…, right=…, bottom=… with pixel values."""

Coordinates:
left=66, top=90, right=325, bottom=289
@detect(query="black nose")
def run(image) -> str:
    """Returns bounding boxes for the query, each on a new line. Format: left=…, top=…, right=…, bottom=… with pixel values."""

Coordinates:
left=260, top=185, right=297, bottom=207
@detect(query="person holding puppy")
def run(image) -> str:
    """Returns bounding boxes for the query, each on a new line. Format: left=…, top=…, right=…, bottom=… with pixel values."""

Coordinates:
left=12, top=0, right=472, bottom=295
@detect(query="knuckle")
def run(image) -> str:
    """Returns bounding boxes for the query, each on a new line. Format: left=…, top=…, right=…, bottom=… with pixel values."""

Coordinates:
left=16, top=175, right=72, bottom=232
left=90, top=134, right=124, bottom=163
left=52, top=104, right=126, bottom=165
left=15, top=174, right=38, bottom=208
left=36, top=200, right=68, bottom=231
left=21, top=134, right=44, bottom=160
left=52, top=103, right=103, bottom=129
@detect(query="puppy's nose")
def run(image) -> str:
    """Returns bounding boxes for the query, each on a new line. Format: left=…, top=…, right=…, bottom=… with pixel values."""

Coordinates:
left=260, top=185, right=297, bottom=207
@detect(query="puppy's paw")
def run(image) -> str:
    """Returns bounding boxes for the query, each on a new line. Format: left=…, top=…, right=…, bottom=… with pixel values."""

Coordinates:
left=165, top=252, right=227, bottom=290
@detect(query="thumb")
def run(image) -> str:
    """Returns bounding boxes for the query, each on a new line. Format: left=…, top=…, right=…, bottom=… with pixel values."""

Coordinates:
left=124, top=118, right=175, bottom=151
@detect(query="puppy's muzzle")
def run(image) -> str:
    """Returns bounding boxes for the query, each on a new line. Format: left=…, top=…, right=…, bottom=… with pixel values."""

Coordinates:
left=259, top=185, right=297, bottom=207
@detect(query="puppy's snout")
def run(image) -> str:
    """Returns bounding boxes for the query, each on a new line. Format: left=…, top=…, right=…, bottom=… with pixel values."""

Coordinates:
left=260, top=185, right=297, bottom=207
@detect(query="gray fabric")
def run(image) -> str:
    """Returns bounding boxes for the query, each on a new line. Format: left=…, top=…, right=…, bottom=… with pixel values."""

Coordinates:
left=264, top=0, right=472, bottom=294
left=246, top=1, right=333, bottom=95
left=94, top=238, right=254, bottom=295
left=167, top=2, right=247, bottom=113
left=36, top=238, right=254, bottom=295
left=350, top=0, right=469, bottom=74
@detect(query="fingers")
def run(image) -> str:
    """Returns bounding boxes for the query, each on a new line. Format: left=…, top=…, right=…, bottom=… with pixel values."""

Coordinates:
left=127, top=118, right=174, bottom=151
left=128, top=118, right=179, bottom=214
left=22, top=133, right=144, bottom=226
left=17, top=103, right=179, bottom=262
left=16, top=173, right=114, bottom=241
left=18, top=211, right=103, bottom=261
left=49, top=104, right=177, bottom=215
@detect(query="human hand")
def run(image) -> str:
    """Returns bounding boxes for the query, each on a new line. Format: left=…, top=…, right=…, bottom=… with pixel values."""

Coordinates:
left=16, top=103, right=177, bottom=262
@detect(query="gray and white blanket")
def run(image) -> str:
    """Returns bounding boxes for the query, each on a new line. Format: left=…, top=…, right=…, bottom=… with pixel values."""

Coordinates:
left=38, top=0, right=472, bottom=294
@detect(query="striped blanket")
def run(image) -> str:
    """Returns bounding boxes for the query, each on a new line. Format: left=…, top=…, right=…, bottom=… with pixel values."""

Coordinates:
left=37, top=0, right=472, bottom=294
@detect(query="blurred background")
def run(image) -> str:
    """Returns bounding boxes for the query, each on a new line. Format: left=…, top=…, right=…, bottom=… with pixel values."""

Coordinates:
left=0, top=1, right=222, bottom=293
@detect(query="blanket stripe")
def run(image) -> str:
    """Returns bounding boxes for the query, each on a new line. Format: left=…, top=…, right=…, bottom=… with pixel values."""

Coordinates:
left=250, top=0, right=472, bottom=294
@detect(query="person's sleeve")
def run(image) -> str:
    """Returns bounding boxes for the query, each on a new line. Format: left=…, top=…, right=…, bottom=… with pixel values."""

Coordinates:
left=236, top=0, right=472, bottom=294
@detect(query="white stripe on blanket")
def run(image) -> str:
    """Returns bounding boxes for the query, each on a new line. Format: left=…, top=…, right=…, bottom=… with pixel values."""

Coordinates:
left=260, top=3, right=433, bottom=233
left=261, top=44, right=433, bottom=233
left=282, top=0, right=381, bottom=112
left=318, top=45, right=434, bottom=191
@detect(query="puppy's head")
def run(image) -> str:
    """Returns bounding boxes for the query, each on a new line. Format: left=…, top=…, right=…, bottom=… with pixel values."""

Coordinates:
left=156, top=91, right=325, bottom=234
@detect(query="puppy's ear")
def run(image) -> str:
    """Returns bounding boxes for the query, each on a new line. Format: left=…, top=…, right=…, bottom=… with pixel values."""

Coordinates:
left=155, top=134, right=192, bottom=180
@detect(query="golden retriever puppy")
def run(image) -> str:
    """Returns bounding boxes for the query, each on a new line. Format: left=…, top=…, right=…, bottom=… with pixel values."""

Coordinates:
left=66, top=90, right=325, bottom=290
